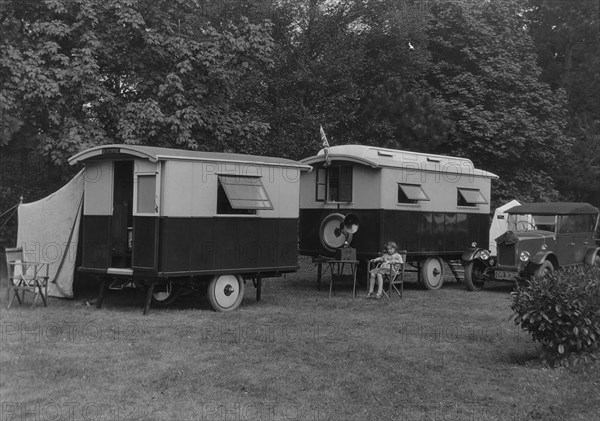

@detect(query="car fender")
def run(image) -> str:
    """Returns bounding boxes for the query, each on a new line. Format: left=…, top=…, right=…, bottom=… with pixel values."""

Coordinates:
left=462, top=248, right=491, bottom=265
left=461, top=248, right=484, bottom=263
left=522, top=252, right=555, bottom=275
left=584, top=247, right=600, bottom=265
left=462, top=249, right=480, bottom=262
left=530, top=251, right=554, bottom=266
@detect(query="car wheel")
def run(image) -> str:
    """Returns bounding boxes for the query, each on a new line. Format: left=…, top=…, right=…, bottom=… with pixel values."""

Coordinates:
left=207, top=274, right=245, bottom=312
left=464, top=261, right=486, bottom=291
left=420, top=257, right=445, bottom=290
left=534, top=260, right=554, bottom=278
left=593, top=255, right=600, bottom=267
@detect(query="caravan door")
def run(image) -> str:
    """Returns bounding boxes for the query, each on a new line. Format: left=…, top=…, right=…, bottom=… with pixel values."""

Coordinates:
left=131, top=162, right=160, bottom=271
left=111, top=161, right=133, bottom=268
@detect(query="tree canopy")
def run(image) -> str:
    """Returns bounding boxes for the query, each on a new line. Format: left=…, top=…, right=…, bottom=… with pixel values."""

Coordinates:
left=427, top=0, right=571, bottom=204
left=525, top=0, right=600, bottom=205
left=1, top=0, right=275, bottom=165
left=1, top=0, right=597, bottom=219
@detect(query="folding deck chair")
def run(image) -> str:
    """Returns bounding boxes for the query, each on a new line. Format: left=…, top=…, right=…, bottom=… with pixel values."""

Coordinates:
left=5, top=247, right=50, bottom=308
left=367, top=250, right=407, bottom=300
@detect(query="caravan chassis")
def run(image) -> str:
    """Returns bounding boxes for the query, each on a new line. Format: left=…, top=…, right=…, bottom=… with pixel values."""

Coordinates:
left=87, top=268, right=289, bottom=315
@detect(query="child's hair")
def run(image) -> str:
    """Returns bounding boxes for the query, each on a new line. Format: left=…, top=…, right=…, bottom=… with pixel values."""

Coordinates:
left=384, top=241, right=397, bottom=251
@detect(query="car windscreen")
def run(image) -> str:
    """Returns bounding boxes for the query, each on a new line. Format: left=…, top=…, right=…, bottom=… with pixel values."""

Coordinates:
left=507, top=214, right=556, bottom=231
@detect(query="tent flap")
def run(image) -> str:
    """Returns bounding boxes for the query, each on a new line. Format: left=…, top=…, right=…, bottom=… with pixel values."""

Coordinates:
left=16, top=171, right=84, bottom=298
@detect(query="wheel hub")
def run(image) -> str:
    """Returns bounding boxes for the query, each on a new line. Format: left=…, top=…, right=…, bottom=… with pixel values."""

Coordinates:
left=224, top=284, right=234, bottom=296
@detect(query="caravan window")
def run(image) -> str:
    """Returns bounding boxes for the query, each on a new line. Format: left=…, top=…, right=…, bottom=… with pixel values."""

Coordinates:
left=217, top=175, right=273, bottom=215
left=137, top=174, right=157, bottom=214
left=457, top=188, right=487, bottom=207
left=326, top=166, right=353, bottom=202
left=314, top=165, right=353, bottom=203
left=398, top=183, right=429, bottom=204
left=316, top=168, right=327, bottom=202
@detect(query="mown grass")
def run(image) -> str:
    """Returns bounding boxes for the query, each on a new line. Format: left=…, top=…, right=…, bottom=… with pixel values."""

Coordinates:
left=1, top=257, right=599, bottom=421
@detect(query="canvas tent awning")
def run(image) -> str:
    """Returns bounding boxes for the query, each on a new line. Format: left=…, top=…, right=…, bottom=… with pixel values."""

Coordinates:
left=16, top=171, right=84, bottom=298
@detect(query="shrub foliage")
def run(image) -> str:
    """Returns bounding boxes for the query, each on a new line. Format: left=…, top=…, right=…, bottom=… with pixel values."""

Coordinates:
left=511, top=266, right=600, bottom=360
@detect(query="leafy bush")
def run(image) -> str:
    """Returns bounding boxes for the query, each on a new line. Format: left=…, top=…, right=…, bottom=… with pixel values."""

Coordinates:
left=511, top=266, right=600, bottom=362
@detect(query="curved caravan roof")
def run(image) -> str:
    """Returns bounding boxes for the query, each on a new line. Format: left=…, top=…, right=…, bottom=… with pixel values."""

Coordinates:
left=507, top=202, right=599, bottom=215
left=68, top=144, right=311, bottom=170
left=301, top=144, right=498, bottom=178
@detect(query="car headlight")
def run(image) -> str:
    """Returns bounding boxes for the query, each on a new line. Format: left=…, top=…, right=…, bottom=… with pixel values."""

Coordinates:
left=478, top=250, right=491, bottom=260
left=471, top=242, right=478, bottom=248
left=519, top=251, right=530, bottom=262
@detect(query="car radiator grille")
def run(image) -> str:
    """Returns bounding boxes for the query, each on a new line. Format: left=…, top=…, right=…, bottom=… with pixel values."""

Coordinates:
left=498, top=243, right=516, bottom=266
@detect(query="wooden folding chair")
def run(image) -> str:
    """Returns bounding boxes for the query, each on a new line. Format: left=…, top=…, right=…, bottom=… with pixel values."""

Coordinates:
left=367, top=250, right=406, bottom=300
left=5, top=247, right=50, bottom=308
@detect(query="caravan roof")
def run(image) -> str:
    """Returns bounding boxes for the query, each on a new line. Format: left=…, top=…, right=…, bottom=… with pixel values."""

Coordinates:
left=69, top=144, right=311, bottom=170
left=301, top=144, right=498, bottom=178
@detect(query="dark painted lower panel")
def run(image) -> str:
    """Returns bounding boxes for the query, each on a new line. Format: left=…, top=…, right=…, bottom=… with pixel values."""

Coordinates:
left=81, top=215, right=111, bottom=269
left=132, top=217, right=158, bottom=269
left=299, top=209, right=489, bottom=259
left=81, top=216, right=299, bottom=276
left=159, top=217, right=299, bottom=274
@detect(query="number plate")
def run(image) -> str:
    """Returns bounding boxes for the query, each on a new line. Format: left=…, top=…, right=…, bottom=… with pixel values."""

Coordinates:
left=495, top=270, right=516, bottom=281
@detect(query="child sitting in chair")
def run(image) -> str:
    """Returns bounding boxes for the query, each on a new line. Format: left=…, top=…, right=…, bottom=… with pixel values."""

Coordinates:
left=367, top=241, right=404, bottom=299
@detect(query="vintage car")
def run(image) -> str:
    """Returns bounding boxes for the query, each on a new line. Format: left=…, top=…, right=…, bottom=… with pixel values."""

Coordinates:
left=462, top=202, right=600, bottom=290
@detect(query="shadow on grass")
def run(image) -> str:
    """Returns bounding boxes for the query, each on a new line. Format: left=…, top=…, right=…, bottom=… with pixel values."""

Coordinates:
left=503, top=346, right=543, bottom=366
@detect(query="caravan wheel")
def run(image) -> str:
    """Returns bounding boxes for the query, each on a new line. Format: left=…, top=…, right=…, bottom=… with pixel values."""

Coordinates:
left=420, top=257, right=445, bottom=290
left=208, top=274, right=245, bottom=312
left=151, top=281, right=180, bottom=306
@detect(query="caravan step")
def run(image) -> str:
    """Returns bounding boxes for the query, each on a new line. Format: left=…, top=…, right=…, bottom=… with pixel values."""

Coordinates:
left=107, top=267, right=134, bottom=276
left=447, top=260, right=465, bottom=282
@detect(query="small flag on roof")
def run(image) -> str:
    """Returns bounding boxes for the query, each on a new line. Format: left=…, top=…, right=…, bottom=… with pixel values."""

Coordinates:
left=320, top=125, right=331, bottom=167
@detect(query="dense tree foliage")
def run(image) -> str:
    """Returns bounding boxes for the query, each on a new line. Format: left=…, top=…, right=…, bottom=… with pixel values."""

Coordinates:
left=526, top=0, right=600, bottom=205
left=1, top=0, right=597, bottom=235
left=255, top=0, right=441, bottom=159
left=427, top=0, right=570, bottom=204
left=0, top=0, right=274, bottom=165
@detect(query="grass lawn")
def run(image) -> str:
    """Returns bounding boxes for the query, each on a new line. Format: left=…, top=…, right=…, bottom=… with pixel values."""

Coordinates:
left=1, top=257, right=599, bottom=421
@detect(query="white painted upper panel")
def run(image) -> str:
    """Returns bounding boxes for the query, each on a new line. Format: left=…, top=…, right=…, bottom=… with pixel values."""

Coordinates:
left=83, top=161, right=113, bottom=216
left=162, top=160, right=302, bottom=218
